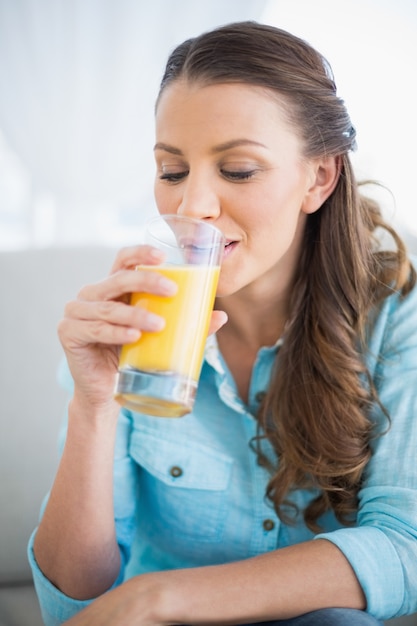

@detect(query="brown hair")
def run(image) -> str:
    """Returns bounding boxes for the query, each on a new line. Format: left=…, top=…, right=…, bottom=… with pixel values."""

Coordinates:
left=157, top=21, right=415, bottom=531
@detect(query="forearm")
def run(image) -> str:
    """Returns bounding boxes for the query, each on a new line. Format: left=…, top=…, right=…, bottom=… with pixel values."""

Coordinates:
left=33, top=393, right=121, bottom=600
left=62, top=538, right=366, bottom=625
left=158, top=539, right=365, bottom=624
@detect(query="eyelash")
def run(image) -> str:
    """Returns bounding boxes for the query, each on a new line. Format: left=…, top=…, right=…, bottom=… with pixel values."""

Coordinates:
left=221, top=169, right=256, bottom=181
left=159, top=172, right=188, bottom=183
left=159, top=169, right=256, bottom=183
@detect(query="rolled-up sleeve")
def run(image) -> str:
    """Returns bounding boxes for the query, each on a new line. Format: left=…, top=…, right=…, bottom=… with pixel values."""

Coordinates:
left=27, top=533, right=126, bottom=626
left=316, top=276, right=417, bottom=620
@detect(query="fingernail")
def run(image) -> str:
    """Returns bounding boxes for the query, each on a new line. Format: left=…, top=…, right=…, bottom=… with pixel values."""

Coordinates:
left=159, top=277, right=178, bottom=294
left=146, top=313, right=165, bottom=331
left=126, top=328, right=141, bottom=340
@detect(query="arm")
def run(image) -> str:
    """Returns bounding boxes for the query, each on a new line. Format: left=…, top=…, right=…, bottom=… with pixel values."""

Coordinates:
left=33, top=245, right=179, bottom=599
left=166, top=539, right=365, bottom=623
left=28, top=398, right=139, bottom=626
left=33, top=395, right=121, bottom=599
left=32, top=244, right=228, bottom=603
left=62, top=539, right=364, bottom=625
left=315, top=280, right=417, bottom=619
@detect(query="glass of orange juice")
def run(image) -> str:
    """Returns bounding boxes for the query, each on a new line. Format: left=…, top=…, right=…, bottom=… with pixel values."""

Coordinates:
left=114, top=214, right=225, bottom=417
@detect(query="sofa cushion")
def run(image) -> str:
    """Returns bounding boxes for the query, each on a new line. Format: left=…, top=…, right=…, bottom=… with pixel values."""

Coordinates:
left=0, top=246, right=116, bottom=583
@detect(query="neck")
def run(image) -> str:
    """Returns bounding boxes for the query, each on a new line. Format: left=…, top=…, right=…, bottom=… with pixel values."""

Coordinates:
left=216, top=281, right=289, bottom=351
left=215, top=286, right=288, bottom=405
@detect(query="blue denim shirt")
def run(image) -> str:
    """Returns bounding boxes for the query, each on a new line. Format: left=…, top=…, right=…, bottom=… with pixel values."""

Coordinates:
left=28, top=271, right=417, bottom=625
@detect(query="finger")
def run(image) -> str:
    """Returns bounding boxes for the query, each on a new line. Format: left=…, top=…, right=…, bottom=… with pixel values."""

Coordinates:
left=77, top=267, right=177, bottom=303
left=63, top=299, right=165, bottom=333
left=208, top=310, right=228, bottom=335
left=110, top=245, right=165, bottom=273
left=58, top=317, right=143, bottom=350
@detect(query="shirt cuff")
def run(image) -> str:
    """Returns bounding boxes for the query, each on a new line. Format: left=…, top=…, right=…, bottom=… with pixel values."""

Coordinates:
left=315, top=526, right=404, bottom=620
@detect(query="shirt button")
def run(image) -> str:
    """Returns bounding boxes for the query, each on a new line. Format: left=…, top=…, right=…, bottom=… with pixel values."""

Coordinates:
left=263, top=518, right=275, bottom=532
left=169, top=465, right=183, bottom=478
left=255, top=391, right=266, bottom=403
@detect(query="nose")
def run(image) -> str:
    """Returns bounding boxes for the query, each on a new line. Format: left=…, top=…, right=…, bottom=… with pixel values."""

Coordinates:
left=176, top=173, right=221, bottom=221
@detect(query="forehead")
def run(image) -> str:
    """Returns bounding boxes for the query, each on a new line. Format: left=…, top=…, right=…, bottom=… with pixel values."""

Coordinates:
left=155, top=80, right=298, bottom=142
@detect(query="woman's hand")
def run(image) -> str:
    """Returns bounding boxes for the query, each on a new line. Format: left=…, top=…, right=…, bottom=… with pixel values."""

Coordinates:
left=58, top=245, right=227, bottom=411
left=62, top=574, right=173, bottom=626
left=57, top=245, right=176, bottom=410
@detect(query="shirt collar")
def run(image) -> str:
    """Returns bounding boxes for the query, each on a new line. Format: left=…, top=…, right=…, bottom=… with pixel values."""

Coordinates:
left=204, top=333, right=283, bottom=373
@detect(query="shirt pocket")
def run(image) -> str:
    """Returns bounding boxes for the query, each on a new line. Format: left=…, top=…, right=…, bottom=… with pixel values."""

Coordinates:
left=130, top=427, right=233, bottom=543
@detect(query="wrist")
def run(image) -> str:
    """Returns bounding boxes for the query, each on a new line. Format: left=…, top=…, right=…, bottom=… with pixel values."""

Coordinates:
left=120, top=574, right=183, bottom=625
left=69, top=390, right=121, bottom=427
left=145, top=570, right=199, bottom=625
left=65, top=393, right=120, bottom=453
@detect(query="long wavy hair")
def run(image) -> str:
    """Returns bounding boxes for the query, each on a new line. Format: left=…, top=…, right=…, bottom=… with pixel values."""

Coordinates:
left=157, top=21, right=415, bottom=531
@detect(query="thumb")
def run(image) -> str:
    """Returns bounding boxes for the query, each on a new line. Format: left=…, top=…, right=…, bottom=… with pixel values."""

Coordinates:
left=208, top=310, right=228, bottom=335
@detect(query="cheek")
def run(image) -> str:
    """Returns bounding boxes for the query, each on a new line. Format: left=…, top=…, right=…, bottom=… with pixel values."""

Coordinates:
left=246, top=196, right=305, bottom=251
left=254, top=181, right=306, bottom=229
left=154, top=183, right=180, bottom=214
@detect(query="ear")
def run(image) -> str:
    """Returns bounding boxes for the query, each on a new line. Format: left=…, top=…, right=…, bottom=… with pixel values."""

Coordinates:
left=301, top=155, right=341, bottom=215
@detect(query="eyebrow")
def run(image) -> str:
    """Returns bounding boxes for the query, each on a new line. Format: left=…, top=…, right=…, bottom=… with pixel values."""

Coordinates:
left=211, top=139, right=267, bottom=153
left=153, top=142, right=182, bottom=155
left=153, top=139, right=267, bottom=155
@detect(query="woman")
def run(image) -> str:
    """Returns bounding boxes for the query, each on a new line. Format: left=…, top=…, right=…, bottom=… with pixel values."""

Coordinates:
left=29, top=21, right=417, bottom=625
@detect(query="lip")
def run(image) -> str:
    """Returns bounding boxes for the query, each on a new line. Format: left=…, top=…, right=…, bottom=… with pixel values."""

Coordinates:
left=223, top=239, right=238, bottom=259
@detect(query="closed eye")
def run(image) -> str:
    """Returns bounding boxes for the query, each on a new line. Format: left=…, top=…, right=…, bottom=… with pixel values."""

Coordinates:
left=159, top=171, right=188, bottom=183
left=221, top=169, right=256, bottom=181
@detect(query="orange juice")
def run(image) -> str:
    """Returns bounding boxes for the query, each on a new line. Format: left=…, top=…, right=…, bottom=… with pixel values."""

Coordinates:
left=115, top=264, right=220, bottom=416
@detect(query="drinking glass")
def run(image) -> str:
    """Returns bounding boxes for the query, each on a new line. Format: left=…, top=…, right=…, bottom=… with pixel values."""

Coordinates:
left=114, top=214, right=225, bottom=417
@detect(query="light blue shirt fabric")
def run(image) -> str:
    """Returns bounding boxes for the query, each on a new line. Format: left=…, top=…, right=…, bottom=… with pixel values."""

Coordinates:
left=28, top=270, right=417, bottom=625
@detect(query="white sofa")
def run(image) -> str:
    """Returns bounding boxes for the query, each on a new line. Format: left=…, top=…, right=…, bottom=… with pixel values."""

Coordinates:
left=0, top=244, right=416, bottom=625
left=0, top=246, right=116, bottom=625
